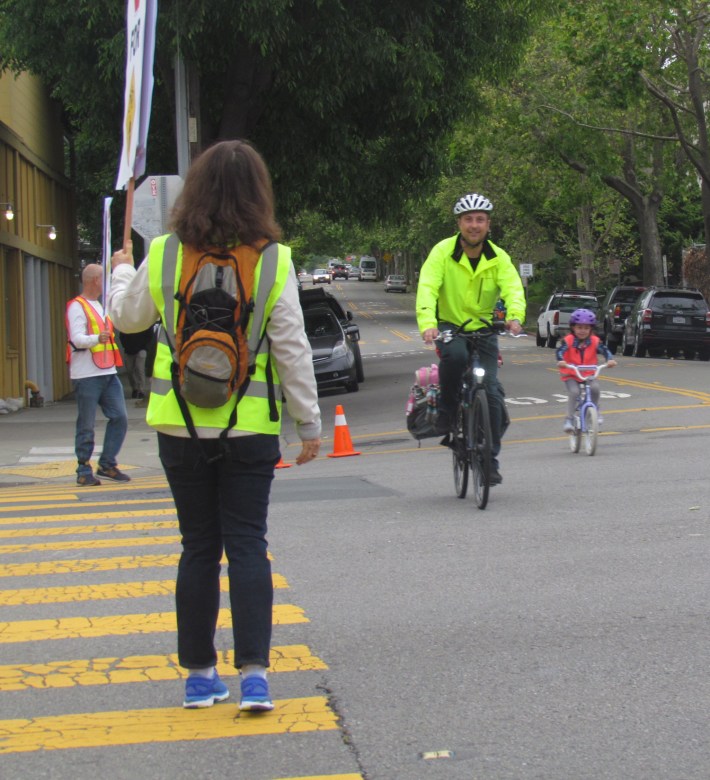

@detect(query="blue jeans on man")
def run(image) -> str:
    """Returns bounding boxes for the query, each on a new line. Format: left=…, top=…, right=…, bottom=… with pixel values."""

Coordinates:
left=73, top=374, right=128, bottom=478
left=436, top=322, right=506, bottom=468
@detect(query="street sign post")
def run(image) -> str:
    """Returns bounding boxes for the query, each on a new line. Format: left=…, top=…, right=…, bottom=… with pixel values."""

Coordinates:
left=132, top=175, right=183, bottom=245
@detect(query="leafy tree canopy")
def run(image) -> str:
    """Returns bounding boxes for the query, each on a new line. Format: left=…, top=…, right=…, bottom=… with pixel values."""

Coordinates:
left=0, top=0, right=552, bottom=243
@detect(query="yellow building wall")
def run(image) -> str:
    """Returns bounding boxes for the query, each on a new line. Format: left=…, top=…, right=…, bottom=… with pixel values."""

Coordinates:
left=0, top=71, right=64, bottom=169
left=0, top=71, right=77, bottom=402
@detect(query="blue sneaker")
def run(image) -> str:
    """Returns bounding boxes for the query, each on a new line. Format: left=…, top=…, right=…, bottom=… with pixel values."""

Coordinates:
left=239, top=675, right=274, bottom=712
left=183, top=672, right=230, bottom=708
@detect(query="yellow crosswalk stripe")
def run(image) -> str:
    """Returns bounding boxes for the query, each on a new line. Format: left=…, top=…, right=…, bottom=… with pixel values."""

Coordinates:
left=0, top=551, right=273, bottom=578
left=274, top=775, right=363, bottom=780
left=0, top=696, right=338, bottom=753
left=0, top=573, right=288, bottom=605
left=0, top=520, right=178, bottom=538
left=0, top=605, right=307, bottom=644
left=0, top=646, right=327, bottom=691
left=0, top=508, right=176, bottom=526
left=0, top=553, right=181, bottom=578
left=0, top=497, right=174, bottom=514
left=0, top=535, right=181, bottom=555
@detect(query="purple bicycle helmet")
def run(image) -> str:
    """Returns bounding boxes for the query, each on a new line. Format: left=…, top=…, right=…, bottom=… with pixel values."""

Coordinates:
left=569, top=308, right=597, bottom=326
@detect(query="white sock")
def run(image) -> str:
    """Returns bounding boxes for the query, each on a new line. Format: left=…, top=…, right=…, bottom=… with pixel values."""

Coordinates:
left=189, top=666, right=215, bottom=679
left=241, top=664, right=267, bottom=679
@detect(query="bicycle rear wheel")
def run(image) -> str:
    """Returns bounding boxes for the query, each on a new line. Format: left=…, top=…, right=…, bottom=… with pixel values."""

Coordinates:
left=452, top=405, right=469, bottom=498
left=584, top=405, right=598, bottom=455
left=470, top=391, right=491, bottom=509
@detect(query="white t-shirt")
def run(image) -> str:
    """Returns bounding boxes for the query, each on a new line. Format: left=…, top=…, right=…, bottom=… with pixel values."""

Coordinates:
left=67, top=298, right=118, bottom=380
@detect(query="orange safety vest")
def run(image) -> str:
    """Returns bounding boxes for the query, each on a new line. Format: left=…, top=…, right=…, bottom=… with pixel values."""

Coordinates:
left=65, top=296, right=123, bottom=369
left=559, top=333, right=599, bottom=382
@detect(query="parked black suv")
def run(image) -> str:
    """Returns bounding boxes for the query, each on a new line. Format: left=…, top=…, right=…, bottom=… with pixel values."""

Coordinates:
left=299, top=286, right=364, bottom=381
left=620, top=287, right=710, bottom=360
left=599, top=285, right=647, bottom=354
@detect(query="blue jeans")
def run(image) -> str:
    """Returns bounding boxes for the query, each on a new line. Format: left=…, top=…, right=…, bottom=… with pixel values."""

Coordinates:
left=157, top=432, right=280, bottom=670
left=74, top=374, right=128, bottom=477
left=437, top=323, right=506, bottom=465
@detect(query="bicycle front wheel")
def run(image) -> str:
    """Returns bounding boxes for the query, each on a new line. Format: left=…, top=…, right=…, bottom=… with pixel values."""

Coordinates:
left=470, top=391, right=492, bottom=510
left=584, top=405, right=598, bottom=455
left=452, top=405, right=469, bottom=498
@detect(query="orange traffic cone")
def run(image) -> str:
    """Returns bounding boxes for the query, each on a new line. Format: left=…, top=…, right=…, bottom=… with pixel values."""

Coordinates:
left=275, top=457, right=292, bottom=469
left=327, top=404, right=361, bottom=458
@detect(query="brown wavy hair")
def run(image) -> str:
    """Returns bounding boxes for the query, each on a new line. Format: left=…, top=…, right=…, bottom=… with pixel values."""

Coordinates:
left=170, top=140, right=282, bottom=250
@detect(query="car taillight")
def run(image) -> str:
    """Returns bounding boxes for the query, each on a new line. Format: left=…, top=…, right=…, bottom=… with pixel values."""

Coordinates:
left=642, top=308, right=653, bottom=324
left=553, top=311, right=559, bottom=325
left=706, top=312, right=710, bottom=326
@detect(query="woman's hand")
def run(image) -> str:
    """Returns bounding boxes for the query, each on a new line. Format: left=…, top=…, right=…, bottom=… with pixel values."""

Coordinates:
left=295, top=438, right=321, bottom=465
left=111, top=239, right=135, bottom=269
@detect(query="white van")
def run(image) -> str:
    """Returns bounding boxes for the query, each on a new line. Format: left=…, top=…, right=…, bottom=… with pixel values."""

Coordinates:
left=359, top=256, right=377, bottom=281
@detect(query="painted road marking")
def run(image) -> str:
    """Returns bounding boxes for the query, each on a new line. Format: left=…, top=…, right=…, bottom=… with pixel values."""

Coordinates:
left=0, top=508, right=176, bottom=526
left=0, top=646, right=327, bottom=691
left=0, top=696, right=337, bottom=753
left=0, top=605, right=308, bottom=644
left=0, top=573, right=288, bottom=605
left=0, top=520, right=179, bottom=538
left=0, top=535, right=181, bottom=555
left=0, top=497, right=174, bottom=514
left=0, top=553, right=182, bottom=578
left=274, top=775, right=362, bottom=780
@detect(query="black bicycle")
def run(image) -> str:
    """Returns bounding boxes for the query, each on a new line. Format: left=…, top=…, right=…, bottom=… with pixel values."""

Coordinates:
left=437, top=318, right=506, bottom=509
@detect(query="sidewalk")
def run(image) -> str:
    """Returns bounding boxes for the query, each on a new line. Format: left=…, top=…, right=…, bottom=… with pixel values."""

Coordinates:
left=0, top=395, right=162, bottom=487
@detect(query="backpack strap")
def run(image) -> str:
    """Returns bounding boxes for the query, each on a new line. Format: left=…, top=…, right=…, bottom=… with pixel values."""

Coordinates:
left=248, top=241, right=280, bottom=422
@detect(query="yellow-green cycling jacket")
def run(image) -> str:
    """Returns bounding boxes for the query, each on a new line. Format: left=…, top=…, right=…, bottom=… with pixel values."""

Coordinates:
left=416, top=235, right=526, bottom=333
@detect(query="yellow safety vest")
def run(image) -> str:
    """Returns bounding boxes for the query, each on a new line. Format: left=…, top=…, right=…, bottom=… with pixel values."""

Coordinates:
left=146, top=234, right=290, bottom=435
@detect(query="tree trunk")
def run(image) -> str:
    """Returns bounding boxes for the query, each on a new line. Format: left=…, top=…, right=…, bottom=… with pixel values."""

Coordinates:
left=633, top=195, right=664, bottom=286
left=577, top=204, right=596, bottom=289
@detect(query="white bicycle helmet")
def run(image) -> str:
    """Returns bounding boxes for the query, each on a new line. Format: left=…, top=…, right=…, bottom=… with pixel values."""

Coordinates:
left=453, top=192, right=493, bottom=215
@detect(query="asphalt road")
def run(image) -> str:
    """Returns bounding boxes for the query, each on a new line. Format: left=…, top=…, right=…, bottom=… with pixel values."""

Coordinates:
left=0, top=278, right=708, bottom=779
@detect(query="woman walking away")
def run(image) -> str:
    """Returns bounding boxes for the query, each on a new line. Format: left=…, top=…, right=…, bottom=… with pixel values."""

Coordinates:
left=109, top=140, right=321, bottom=712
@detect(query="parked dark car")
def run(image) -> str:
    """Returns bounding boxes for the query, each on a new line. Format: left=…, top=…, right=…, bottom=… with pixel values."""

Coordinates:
left=331, top=264, right=349, bottom=280
left=621, top=287, right=710, bottom=360
left=302, top=305, right=359, bottom=392
left=299, top=286, right=365, bottom=383
left=600, top=284, right=647, bottom=354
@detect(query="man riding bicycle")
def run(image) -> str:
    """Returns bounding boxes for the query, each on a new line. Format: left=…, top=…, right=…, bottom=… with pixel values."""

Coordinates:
left=415, top=192, right=526, bottom=485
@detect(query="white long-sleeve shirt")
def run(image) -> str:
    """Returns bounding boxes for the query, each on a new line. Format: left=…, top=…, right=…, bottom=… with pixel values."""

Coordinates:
left=107, top=256, right=321, bottom=441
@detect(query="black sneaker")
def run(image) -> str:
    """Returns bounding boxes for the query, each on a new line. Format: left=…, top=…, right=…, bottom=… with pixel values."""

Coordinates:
left=490, top=468, right=503, bottom=486
left=77, top=474, right=101, bottom=487
left=96, top=466, right=131, bottom=483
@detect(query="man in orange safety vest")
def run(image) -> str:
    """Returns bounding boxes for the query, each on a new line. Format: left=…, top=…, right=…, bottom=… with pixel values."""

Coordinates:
left=65, top=264, right=130, bottom=486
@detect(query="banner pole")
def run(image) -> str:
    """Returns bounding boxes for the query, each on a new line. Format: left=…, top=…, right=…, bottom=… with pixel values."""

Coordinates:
left=123, top=176, right=135, bottom=250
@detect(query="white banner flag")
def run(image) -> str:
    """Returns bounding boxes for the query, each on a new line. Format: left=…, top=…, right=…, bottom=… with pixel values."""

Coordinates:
left=115, top=0, right=158, bottom=190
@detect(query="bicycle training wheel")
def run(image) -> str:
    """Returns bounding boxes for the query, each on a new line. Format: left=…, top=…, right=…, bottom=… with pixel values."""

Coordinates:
left=584, top=405, right=598, bottom=456
left=452, top=406, right=469, bottom=499
left=470, top=391, right=491, bottom=510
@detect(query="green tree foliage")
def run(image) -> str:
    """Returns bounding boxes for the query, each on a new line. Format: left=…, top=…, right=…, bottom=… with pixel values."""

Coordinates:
left=0, top=0, right=549, bottom=243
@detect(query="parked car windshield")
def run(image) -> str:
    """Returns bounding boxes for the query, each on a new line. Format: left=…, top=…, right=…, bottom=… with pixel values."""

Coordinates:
left=651, top=293, right=706, bottom=311
left=555, top=295, right=599, bottom=312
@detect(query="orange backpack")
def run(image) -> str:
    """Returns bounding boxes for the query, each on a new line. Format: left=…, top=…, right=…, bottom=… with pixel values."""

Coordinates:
left=174, top=244, right=261, bottom=409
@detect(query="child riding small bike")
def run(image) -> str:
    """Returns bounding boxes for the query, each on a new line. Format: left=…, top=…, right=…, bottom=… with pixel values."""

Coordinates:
left=556, top=308, right=617, bottom=432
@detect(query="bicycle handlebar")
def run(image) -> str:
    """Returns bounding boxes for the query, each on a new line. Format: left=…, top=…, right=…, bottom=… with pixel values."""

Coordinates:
left=562, top=363, right=608, bottom=382
left=436, top=317, right=507, bottom=343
